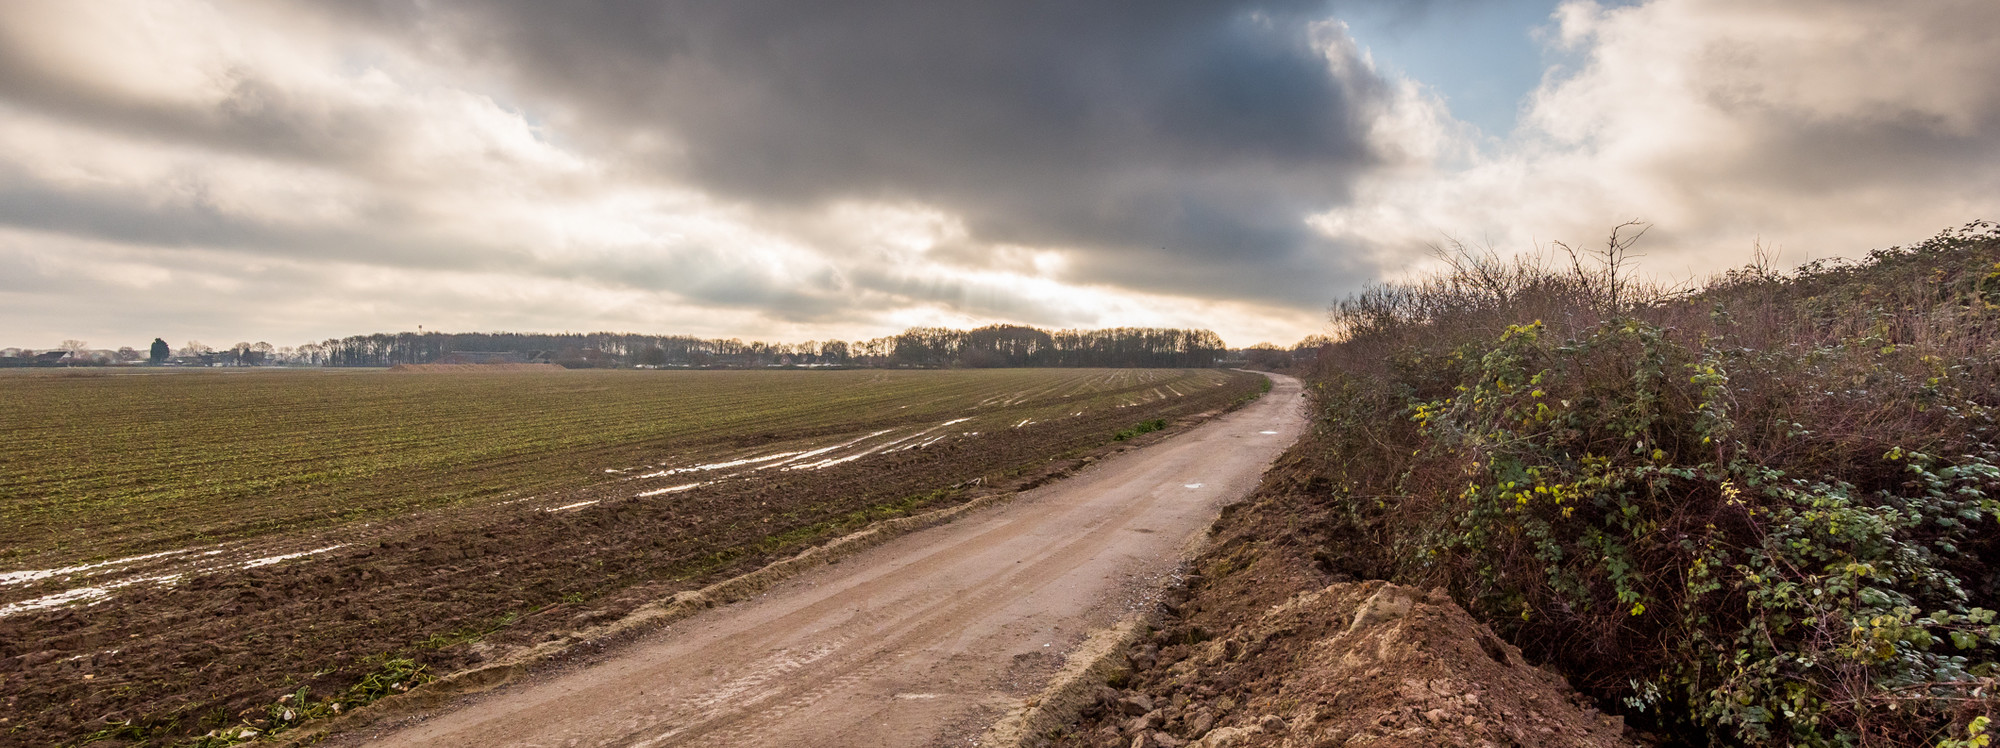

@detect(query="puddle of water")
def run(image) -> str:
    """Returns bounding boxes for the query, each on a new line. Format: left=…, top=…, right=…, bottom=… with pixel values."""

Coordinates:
left=623, top=417, right=982, bottom=489
left=761, top=431, right=893, bottom=471
left=637, top=451, right=804, bottom=479
left=1258, top=431, right=1279, bottom=435
left=0, top=549, right=190, bottom=587
left=547, top=500, right=601, bottom=512
left=1184, top=483, right=1205, bottom=489
left=2, top=544, right=349, bottom=618
left=787, top=421, right=981, bottom=470
left=0, top=572, right=181, bottom=618
left=636, top=482, right=705, bottom=498
left=242, top=545, right=345, bottom=569
left=785, top=451, right=878, bottom=471
left=0, top=586, right=115, bottom=617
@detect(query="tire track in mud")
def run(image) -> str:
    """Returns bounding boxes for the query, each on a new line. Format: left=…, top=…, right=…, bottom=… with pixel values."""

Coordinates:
left=348, top=373, right=1307, bottom=748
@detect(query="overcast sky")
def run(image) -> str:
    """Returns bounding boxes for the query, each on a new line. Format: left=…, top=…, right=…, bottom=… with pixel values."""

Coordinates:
left=2, top=0, right=1995, bottom=350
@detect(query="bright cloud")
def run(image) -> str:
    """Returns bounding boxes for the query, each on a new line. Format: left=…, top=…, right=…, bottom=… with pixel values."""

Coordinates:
left=1318, top=0, right=2000, bottom=281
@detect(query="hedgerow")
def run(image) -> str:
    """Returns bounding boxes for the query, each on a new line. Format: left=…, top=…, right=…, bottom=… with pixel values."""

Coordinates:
left=1308, top=222, right=2000, bottom=744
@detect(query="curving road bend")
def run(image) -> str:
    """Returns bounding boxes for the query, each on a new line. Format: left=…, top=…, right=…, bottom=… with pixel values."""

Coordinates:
left=347, top=372, right=1307, bottom=748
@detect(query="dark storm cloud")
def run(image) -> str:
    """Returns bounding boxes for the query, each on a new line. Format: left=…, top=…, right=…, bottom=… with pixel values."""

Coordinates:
left=0, top=38, right=391, bottom=173
left=0, top=162, right=518, bottom=271
left=322, top=0, right=1396, bottom=306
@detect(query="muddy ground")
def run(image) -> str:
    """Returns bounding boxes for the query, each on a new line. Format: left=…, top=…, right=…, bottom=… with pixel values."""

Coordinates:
left=337, top=373, right=1308, bottom=747
left=0, top=377, right=1260, bottom=747
left=1048, top=441, right=1653, bottom=748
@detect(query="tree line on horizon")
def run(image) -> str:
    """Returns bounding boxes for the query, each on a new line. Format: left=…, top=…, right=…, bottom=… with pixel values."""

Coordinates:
left=291, top=324, right=1234, bottom=369
left=5, top=326, right=1338, bottom=370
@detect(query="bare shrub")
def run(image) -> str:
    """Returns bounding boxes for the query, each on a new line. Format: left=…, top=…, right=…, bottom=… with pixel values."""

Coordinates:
left=1309, top=221, right=2000, bottom=746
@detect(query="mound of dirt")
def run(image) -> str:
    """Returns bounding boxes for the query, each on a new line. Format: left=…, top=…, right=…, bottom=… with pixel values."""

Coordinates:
left=386, top=363, right=561, bottom=372
left=1050, top=442, right=1647, bottom=748
left=1057, top=581, right=1638, bottom=748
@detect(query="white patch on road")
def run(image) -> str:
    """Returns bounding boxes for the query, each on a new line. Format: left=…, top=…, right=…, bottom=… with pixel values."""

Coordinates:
left=1184, top=483, right=1204, bottom=489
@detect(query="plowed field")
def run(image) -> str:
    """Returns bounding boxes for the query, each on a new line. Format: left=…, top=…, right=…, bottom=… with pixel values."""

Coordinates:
left=0, top=367, right=1263, bottom=746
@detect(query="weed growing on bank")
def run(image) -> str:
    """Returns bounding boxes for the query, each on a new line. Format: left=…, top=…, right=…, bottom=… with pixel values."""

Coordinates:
left=65, top=656, right=429, bottom=747
left=1308, top=222, right=2000, bottom=745
left=1115, top=419, right=1169, bottom=441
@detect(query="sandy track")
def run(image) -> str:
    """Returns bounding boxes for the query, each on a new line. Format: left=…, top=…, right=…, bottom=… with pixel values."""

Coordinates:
left=347, top=373, right=1306, bottom=748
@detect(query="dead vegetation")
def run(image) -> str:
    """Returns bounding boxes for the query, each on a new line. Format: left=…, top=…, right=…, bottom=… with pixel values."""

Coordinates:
left=1310, top=222, right=2000, bottom=744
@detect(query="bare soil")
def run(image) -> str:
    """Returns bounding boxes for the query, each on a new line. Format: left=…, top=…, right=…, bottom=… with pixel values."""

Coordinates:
left=332, top=373, right=1310, bottom=747
left=1049, top=446, right=1650, bottom=748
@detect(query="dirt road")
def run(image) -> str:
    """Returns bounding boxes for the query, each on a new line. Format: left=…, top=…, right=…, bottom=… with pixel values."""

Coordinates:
left=348, top=373, right=1306, bottom=748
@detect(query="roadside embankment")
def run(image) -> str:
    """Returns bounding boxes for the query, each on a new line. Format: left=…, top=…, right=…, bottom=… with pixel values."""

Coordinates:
left=1056, top=225, right=2000, bottom=747
left=1046, top=448, right=1642, bottom=748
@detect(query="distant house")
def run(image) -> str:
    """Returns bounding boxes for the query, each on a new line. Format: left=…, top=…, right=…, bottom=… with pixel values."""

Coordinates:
left=33, top=351, right=71, bottom=365
left=436, top=351, right=529, bottom=365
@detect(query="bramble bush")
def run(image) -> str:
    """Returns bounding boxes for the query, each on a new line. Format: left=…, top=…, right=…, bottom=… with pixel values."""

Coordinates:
left=1309, top=223, right=2000, bottom=745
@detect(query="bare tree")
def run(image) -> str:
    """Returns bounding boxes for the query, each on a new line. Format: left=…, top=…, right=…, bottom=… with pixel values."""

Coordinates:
left=1429, top=236, right=1530, bottom=308
left=1555, top=220, right=1650, bottom=313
